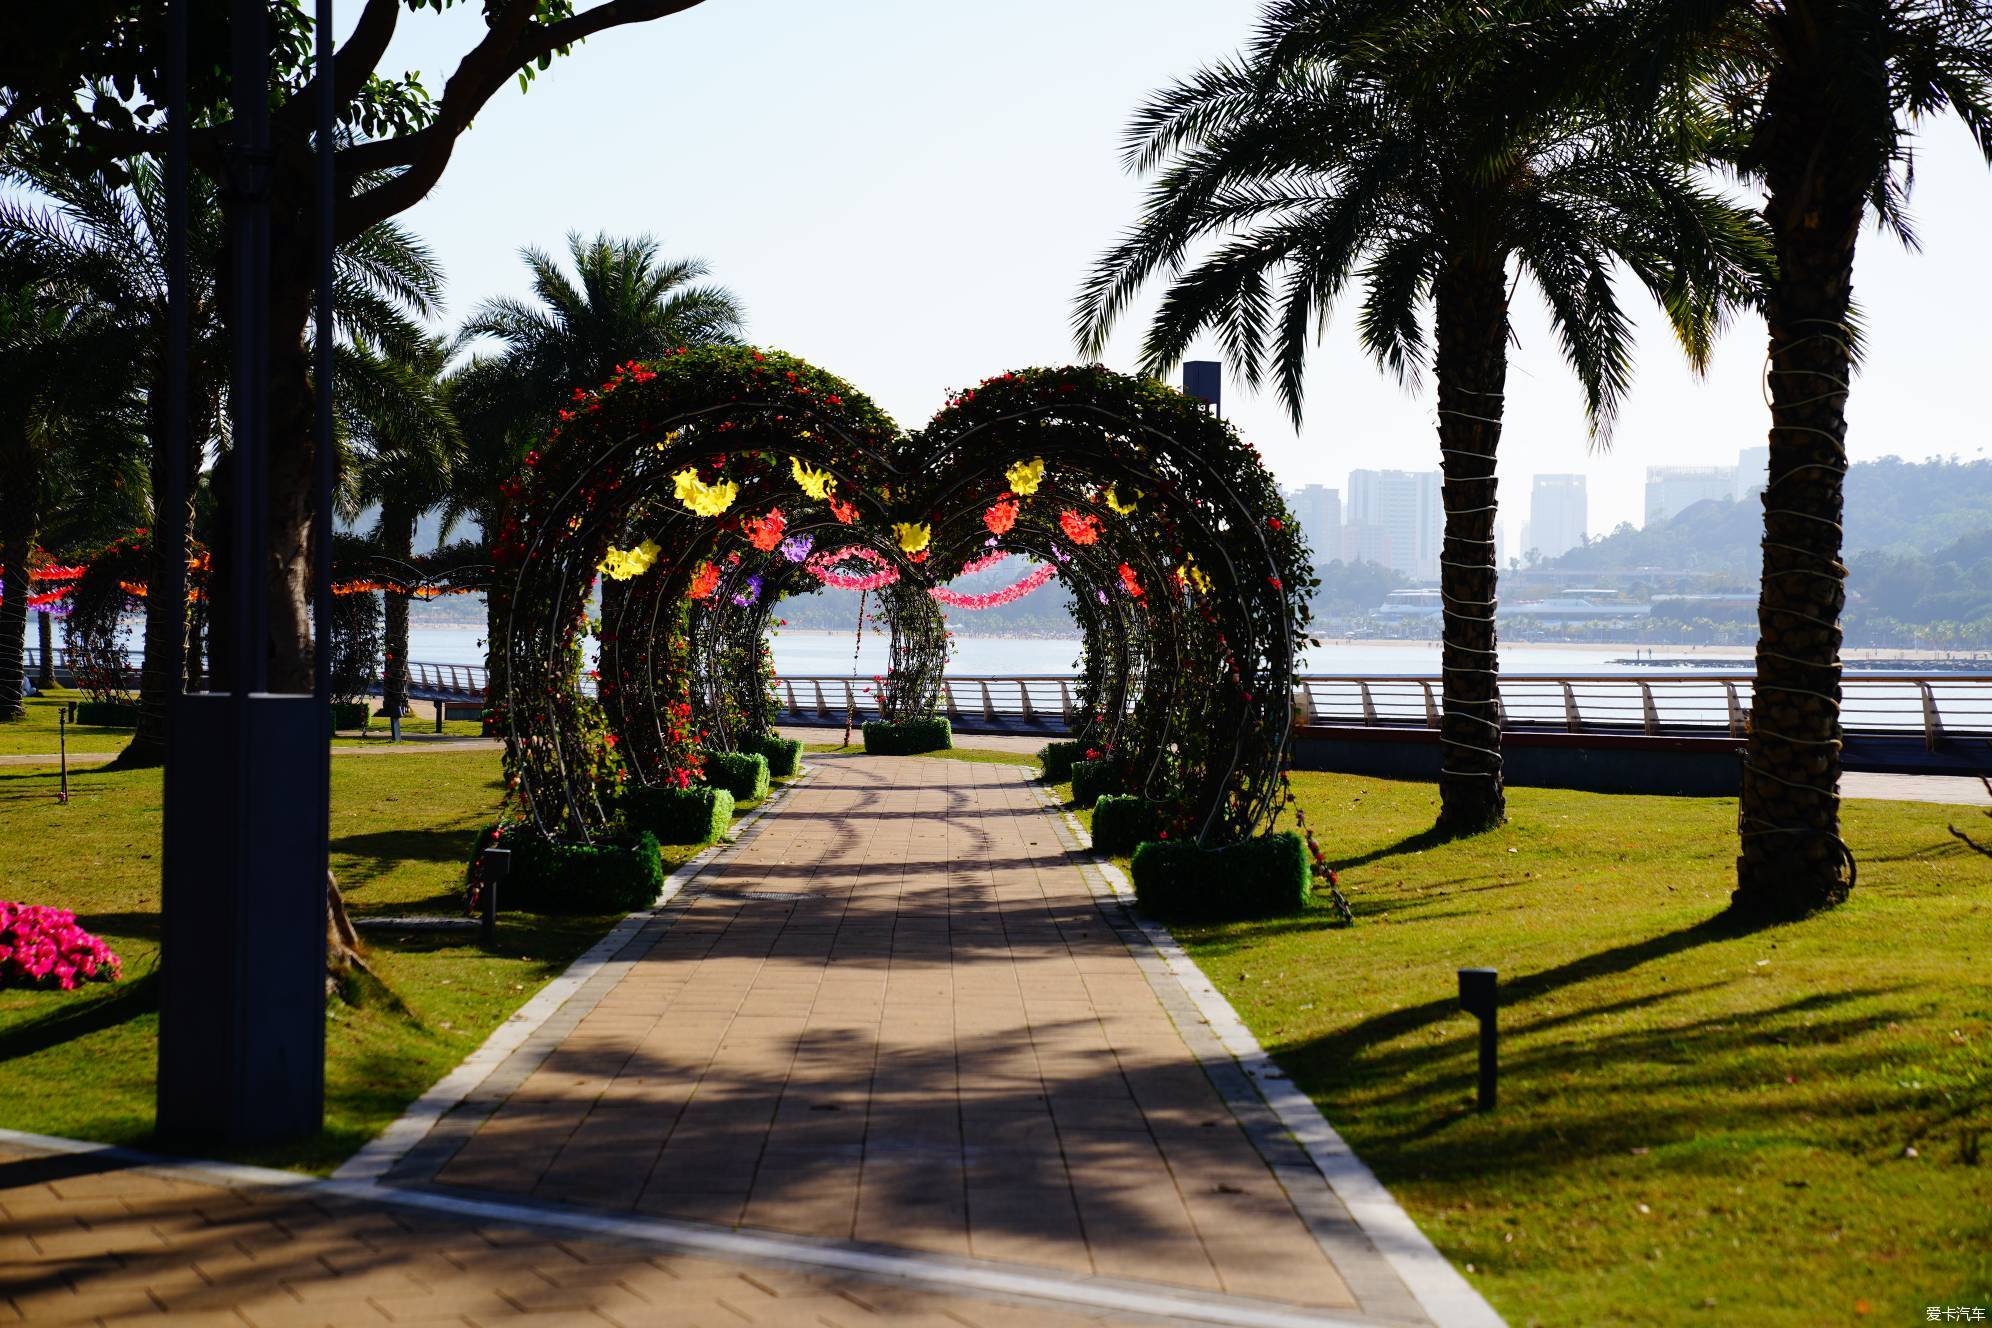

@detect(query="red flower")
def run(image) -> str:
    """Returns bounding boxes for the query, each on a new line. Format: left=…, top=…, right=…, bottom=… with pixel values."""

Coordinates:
left=1059, top=510, right=1101, bottom=545
left=984, top=496, right=1019, bottom=535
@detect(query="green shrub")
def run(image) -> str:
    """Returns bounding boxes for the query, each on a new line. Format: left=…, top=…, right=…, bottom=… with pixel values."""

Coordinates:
left=1038, top=740, right=1082, bottom=783
left=739, top=731, right=802, bottom=778
left=73, top=700, right=139, bottom=728
left=1091, top=794, right=1160, bottom=855
left=330, top=701, right=370, bottom=732
left=493, top=830, right=665, bottom=914
left=1129, top=832, right=1311, bottom=922
left=862, top=715, right=952, bottom=754
left=1070, top=757, right=1122, bottom=808
left=702, top=750, right=771, bottom=803
left=621, top=785, right=734, bottom=845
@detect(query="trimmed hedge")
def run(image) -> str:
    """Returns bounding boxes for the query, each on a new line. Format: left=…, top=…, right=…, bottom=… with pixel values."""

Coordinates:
left=1038, top=740, right=1082, bottom=784
left=702, top=750, right=771, bottom=803
left=330, top=701, right=370, bottom=731
left=1091, top=794, right=1160, bottom=855
left=500, top=831, right=665, bottom=914
left=1070, top=757, right=1122, bottom=808
left=862, top=715, right=952, bottom=754
left=74, top=700, right=139, bottom=728
left=1129, top=831, right=1311, bottom=922
left=621, top=784, right=734, bottom=845
left=740, top=731, right=802, bottom=778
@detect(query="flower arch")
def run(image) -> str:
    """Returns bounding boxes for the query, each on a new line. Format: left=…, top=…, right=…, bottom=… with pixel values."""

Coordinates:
left=491, top=347, right=1314, bottom=858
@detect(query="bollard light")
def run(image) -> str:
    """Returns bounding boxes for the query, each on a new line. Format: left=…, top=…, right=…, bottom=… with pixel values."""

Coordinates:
left=481, top=847, right=509, bottom=947
left=1458, top=967, right=1498, bottom=1111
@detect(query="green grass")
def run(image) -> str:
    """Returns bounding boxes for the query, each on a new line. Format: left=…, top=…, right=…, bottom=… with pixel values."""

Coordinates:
left=1111, top=773, right=1990, bottom=1327
left=803, top=740, right=1038, bottom=767
left=0, top=747, right=748, bottom=1174
left=0, top=687, right=137, bottom=757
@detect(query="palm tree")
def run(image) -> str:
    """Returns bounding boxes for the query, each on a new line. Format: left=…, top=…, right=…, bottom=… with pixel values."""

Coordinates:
left=1075, top=0, right=1767, bottom=834
left=0, top=262, right=145, bottom=720
left=1599, top=0, right=1992, bottom=919
left=346, top=335, right=461, bottom=730
left=449, top=233, right=745, bottom=660
left=0, top=150, right=446, bottom=762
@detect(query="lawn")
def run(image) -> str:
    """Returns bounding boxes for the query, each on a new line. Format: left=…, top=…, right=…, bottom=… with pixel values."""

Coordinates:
left=0, top=687, right=140, bottom=757
left=0, top=744, right=745, bottom=1174
left=1071, top=772, right=1991, bottom=1327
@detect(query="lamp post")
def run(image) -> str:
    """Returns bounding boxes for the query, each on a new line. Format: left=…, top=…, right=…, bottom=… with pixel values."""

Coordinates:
left=156, top=0, right=334, bottom=1147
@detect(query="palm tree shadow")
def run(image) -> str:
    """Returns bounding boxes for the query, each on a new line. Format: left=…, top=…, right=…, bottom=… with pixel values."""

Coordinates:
left=1326, top=823, right=1477, bottom=873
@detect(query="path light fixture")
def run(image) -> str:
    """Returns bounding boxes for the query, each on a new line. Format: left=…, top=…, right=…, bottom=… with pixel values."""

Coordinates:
left=481, top=849, right=509, bottom=947
left=1458, top=967, right=1498, bottom=1111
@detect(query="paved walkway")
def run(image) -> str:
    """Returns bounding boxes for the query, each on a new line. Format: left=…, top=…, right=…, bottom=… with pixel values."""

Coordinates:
left=382, top=754, right=1431, bottom=1324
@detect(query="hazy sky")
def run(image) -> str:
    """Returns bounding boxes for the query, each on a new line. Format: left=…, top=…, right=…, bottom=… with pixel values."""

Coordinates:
left=372, top=0, right=1992, bottom=542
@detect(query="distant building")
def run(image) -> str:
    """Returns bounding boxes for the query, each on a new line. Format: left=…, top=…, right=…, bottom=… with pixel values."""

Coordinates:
left=1645, top=465, right=1737, bottom=525
left=1283, top=484, right=1342, bottom=567
left=1341, top=521, right=1391, bottom=567
left=1529, top=474, right=1588, bottom=560
left=1347, top=469, right=1440, bottom=579
left=1735, top=445, right=1769, bottom=500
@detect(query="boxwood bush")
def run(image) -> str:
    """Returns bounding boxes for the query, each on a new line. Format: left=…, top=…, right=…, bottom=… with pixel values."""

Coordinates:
left=74, top=699, right=140, bottom=727
left=621, top=785, right=734, bottom=845
left=1090, top=794, right=1160, bottom=855
left=1037, top=740, right=1082, bottom=784
left=494, top=830, right=665, bottom=914
left=329, top=701, right=370, bottom=732
left=1129, top=831, right=1311, bottom=922
left=739, top=731, right=802, bottom=778
left=862, top=715, right=952, bottom=754
left=702, top=750, right=771, bottom=803
left=1069, top=757, right=1122, bottom=808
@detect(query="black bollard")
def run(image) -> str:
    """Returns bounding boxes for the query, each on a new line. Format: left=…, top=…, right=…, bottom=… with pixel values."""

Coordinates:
left=481, top=848, right=509, bottom=947
left=1458, top=967, right=1498, bottom=1110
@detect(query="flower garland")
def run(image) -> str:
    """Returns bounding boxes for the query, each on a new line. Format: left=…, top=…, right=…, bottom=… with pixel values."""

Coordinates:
left=673, top=467, right=738, bottom=517
left=1005, top=457, right=1046, bottom=495
left=598, top=538, right=661, bottom=581
left=930, top=562, right=1057, bottom=609
left=983, top=496, right=1019, bottom=535
left=1059, top=510, right=1101, bottom=546
left=743, top=508, right=787, bottom=553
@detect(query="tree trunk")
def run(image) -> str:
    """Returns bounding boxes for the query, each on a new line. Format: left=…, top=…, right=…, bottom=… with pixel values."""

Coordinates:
left=1431, top=264, right=1510, bottom=834
left=381, top=504, right=415, bottom=725
left=1734, top=79, right=1869, bottom=917
left=0, top=535, right=29, bottom=722
left=116, top=393, right=197, bottom=768
left=35, top=608, right=54, bottom=688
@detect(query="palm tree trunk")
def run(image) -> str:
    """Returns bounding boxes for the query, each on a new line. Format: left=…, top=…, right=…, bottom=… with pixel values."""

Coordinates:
left=381, top=504, right=415, bottom=725
left=36, top=609, right=55, bottom=688
left=1734, top=132, right=1866, bottom=918
left=117, top=393, right=197, bottom=768
left=0, top=534, right=29, bottom=723
left=1431, top=265, right=1509, bottom=833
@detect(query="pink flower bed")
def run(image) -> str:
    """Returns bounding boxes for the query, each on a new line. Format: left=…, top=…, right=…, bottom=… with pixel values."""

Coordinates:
left=0, top=901, right=123, bottom=990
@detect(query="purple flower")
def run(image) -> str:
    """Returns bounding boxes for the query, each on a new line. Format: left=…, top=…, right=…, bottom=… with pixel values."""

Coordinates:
left=779, top=534, right=814, bottom=563
left=731, top=575, right=764, bottom=607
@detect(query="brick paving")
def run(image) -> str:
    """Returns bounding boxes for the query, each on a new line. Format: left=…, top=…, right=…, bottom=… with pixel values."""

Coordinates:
left=410, top=755, right=1420, bottom=1319
left=0, top=1146, right=1135, bottom=1326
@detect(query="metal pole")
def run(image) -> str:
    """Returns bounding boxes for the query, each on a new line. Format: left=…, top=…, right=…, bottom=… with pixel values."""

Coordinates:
left=58, top=710, right=68, bottom=804
left=1458, top=968, right=1498, bottom=1111
left=159, top=0, right=189, bottom=703
left=481, top=848, right=508, bottom=947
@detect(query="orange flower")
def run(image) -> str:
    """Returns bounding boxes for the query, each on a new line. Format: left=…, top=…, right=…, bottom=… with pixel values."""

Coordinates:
left=984, top=496, right=1018, bottom=535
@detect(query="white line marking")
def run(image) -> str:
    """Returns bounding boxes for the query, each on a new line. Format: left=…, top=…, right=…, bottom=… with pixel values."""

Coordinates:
left=1032, top=785, right=1506, bottom=1328
left=333, top=769, right=816, bottom=1183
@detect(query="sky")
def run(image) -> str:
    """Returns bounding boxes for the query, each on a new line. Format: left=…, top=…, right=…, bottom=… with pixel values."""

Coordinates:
left=369, top=0, right=1992, bottom=544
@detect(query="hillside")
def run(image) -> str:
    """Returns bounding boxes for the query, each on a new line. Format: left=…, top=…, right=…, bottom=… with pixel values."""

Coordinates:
left=1546, top=455, right=1992, bottom=580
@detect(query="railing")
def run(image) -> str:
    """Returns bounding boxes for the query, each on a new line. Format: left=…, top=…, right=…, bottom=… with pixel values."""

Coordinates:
left=26, top=648, right=1990, bottom=749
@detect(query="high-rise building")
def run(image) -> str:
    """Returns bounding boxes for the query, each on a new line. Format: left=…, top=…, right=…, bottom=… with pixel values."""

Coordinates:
left=1735, top=445, right=1769, bottom=500
left=1645, top=465, right=1738, bottom=526
left=1341, top=522, right=1391, bottom=567
left=1346, top=469, right=1440, bottom=579
left=1283, top=484, right=1342, bottom=567
left=1529, top=473, right=1588, bottom=560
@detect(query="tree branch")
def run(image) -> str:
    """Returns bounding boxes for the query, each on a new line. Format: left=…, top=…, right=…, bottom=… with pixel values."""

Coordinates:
left=277, top=0, right=404, bottom=133
left=335, top=0, right=709, bottom=241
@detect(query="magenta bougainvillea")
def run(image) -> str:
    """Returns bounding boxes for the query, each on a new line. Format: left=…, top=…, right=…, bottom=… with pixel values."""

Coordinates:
left=0, top=902, right=123, bottom=990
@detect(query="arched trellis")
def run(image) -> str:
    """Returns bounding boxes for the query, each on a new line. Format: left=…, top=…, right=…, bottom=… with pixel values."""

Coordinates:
left=490, top=349, right=1313, bottom=856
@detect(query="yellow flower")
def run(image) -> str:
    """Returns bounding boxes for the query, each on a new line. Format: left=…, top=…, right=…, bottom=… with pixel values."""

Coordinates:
left=894, top=521, right=932, bottom=555
left=789, top=456, right=836, bottom=500
left=598, top=538, right=662, bottom=581
left=1104, top=483, right=1139, bottom=515
left=652, top=429, right=682, bottom=454
left=1175, top=555, right=1212, bottom=596
left=1005, top=457, right=1046, bottom=496
left=673, top=467, right=737, bottom=517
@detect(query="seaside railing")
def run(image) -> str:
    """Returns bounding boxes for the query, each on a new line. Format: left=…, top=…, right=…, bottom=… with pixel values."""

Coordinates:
left=24, top=648, right=1990, bottom=747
